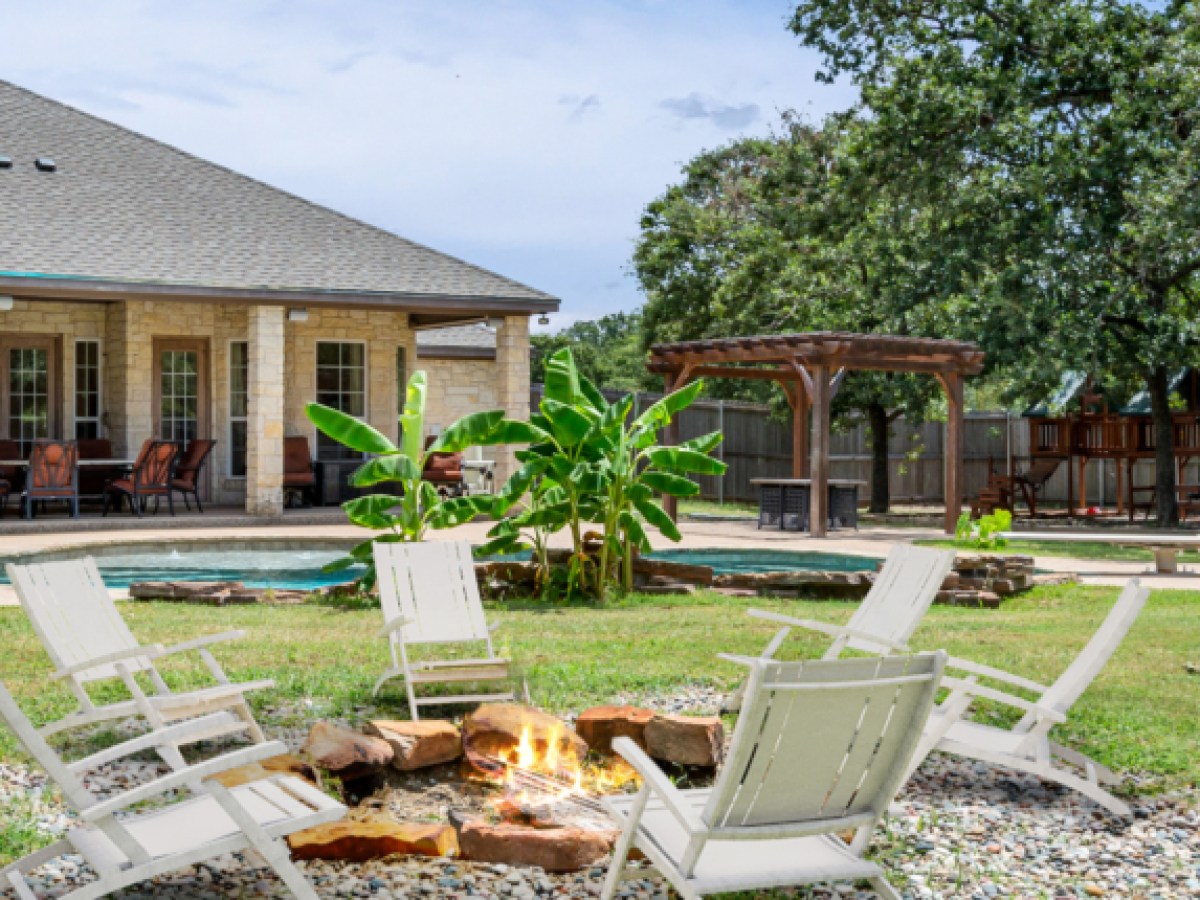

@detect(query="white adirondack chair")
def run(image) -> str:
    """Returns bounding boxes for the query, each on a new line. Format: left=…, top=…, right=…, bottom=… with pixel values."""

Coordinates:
left=602, top=652, right=946, bottom=900
left=748, top=544, right=957, bottom=661
left=372, top=540, right=513, bottom=718
left=7, top=559, right=272, bottom=753
left=908, top=578, right=1149, bottom=816
left=0, top=681, right=344, bottom=900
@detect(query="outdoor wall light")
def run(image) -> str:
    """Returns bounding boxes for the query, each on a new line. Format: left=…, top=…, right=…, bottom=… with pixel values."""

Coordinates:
left=537, top=314, right=550, bottom=326
left=287, top=307, right=309, bottom=323
left=0, top=295, right=13, bottom=311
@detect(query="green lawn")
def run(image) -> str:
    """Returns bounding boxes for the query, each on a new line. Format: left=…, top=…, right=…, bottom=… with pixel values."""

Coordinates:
left=918, top=536, right=1200, bottom=563
left=0, top=584, right=1194, bottom=795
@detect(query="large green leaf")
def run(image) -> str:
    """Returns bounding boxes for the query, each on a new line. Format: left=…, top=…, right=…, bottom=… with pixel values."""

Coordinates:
left=343, top=494, right=404, bottom=529
left=350, top=454, right=421, bottom=487
left=543, top=348, right=581, bottom=405
left=494, top=457, right=551, bottom=508
left=399, top=370, right=428, bottom=463
left=541, top=399, right=595, bottom=447
left=306, top=403, right=396, bottom=454
left=680, top=431, right=723, bottom=455
left=639, top=470, right=701, bottom=497
left=631, top=379, right=705, bottom=433
left=430, top=410, right=506, bottom=454
left=618, top=510, right=652, bottom=553
left=428, top=494, right=494, bottom=529
left=645, top=447, right=728, bottom=476
left=633, top=494, right=682, bottom=541
left=486, top=420, right=552, bottom=446
left=577, top=371, right=609, bottom=414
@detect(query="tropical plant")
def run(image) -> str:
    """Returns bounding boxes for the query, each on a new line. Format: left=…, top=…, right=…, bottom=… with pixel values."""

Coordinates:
left=481, top=348, right=726, bottom=600
left=955, top=509, right=1012, bottom=551
left=305, top=370, right=529, bottom=590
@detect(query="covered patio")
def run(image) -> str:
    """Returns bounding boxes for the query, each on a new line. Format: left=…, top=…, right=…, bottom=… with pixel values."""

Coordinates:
left=647, top=332, right=986, bottom=535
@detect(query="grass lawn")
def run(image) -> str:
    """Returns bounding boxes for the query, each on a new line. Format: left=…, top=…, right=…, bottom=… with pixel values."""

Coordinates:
left=0, top=584, right=1195, bottom=796
left=918, top=536, right=1200, bottom=563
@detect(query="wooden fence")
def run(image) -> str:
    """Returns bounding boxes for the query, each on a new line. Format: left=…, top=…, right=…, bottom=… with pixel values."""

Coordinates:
left=529, top=385, right=1123, bottom=506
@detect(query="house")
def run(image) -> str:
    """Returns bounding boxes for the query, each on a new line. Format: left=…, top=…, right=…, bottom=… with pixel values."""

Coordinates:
left=0, top=80, right=558, bottom=514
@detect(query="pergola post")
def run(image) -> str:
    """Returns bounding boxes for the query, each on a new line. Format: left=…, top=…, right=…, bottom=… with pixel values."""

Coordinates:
left=809, top=365, right=832, bottom=537
left=781, top=380, right=810, bottom=478
left=939, top=372, right=965, bottom=534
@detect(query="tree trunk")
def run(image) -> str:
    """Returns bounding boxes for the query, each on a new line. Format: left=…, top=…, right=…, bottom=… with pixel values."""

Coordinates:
left=1147, top=366, right=1178, bottom=527
left=868, top=402, right=890, bottom=514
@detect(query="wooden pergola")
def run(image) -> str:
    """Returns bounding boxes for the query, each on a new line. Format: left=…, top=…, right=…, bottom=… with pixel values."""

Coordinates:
left=648, top=332, right=986, bottom=535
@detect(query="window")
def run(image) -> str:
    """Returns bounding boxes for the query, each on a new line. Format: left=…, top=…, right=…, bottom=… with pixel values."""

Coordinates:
left=316, top=341, right=366, bottom=460
left=74, top=340, right=102, bottom=440
left=396, top=345, right=407, bottom=438
left=229, top=342, right=248, bottom=477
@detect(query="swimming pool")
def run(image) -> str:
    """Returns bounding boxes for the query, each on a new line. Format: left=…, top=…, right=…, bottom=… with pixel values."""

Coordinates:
left=0, top=541, right=880, bottom=590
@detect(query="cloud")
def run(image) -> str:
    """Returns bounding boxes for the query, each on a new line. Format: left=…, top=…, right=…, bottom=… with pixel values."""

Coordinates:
left=659, top=92, right=760, bottom=130
left=559, top=93, right=601, bottom=122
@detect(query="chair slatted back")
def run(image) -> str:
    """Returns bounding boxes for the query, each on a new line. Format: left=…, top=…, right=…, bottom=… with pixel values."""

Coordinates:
left=703, top=653, right=945, bottom=830
left=174, top=439, right=215, bottom=489
left=1037, top=579, right=1148, bottom=715
left=374, top=541, right=489, bottom=645
left=7, top=558, right=153, bottom=682
left=839, top=545, right=956, bottom=655
left=135, top=441, right=177, bottom=490
left=0, top=681, right=94, bottom=810
left=28, top=440, right=78, bottom=495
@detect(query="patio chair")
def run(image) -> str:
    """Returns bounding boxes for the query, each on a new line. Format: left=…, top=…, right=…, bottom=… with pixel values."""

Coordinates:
left=422, top=436, right=465, bottom=497
left=171, top=438, right=216, bottom=512
left=601, top=652, right=947, bottom=900
left=103, top=439, right=178, bottom=517
left=0, top=681, right=344, bottom=900
left=7, top=558, right=272, bottom=754
left=906, top=578, right=1149, bottom=816
left=372, top=540, right=513, bottom=718
left=22, top=439, right=80, bottom=519
left=721, top=545, right=954, bottom=713
left=283, top=436, right=318, bottom=507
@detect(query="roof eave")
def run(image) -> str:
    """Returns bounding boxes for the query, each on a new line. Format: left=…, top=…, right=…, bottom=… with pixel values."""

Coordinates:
left=0, top=274, right=560, bottom=315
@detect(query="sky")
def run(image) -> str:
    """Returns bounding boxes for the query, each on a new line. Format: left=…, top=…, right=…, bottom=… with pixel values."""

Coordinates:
left=3, top=1, right=857, bottom=331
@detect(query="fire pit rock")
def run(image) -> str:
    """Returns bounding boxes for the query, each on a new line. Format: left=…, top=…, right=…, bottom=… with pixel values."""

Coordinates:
left=288, top=816, right=458, bottom=861
left=463, top=703, right=588, bottom=771
left=575, top=705, right=655, bottom=755
left=365, top=719, right=462, bottom=771
left=645, top=713, right=725, bottom=768
left=302, top=722, right=394, bottom=781
left=451, top=814, right=616, bottom=873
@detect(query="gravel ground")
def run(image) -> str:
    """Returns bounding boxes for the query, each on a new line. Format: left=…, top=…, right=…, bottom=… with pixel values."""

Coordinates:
left=2, top=692, right=1197, bottom=899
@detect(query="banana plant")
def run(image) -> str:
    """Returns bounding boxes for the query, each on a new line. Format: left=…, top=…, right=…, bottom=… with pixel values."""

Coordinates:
left=305, top=370, right=533, bottom=590
left=484, top=348, right=726, bottom=599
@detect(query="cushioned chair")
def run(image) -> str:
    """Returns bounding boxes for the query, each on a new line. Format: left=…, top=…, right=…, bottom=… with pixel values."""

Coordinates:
left=422, top=436, right=465, bottom=497
left=104, top=440, right=178, bottom=517
left=22, top=440, right=79, bottom=519
left=283, top=436, right=318, bottom=507
left=171, top=438, right=216, bottom=512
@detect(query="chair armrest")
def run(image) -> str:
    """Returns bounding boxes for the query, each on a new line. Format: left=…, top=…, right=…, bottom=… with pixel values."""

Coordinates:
left=748, top=609, right=911, bottom=653
left=79, top=740, right=291, bottom=822
left=69, top=711, right=249, bottom=773
left=611, top=737, right=704, bottom=834
left=158, top=630, right=245, bottom=658
left=716, top=652, right=759, bottom=667
left=940, top=676, right=1067, bottom=724
left=946, top=655, right=1049, bottom=694
left=378, top=615, right=413, bottom=638
left=52, top=645, right=165, bottom=680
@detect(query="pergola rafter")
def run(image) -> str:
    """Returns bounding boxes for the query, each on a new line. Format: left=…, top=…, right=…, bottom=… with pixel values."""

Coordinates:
left=648, top=332, right=985, bottom=536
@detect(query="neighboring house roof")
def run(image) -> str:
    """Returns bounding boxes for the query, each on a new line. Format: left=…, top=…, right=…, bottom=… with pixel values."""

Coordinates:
left=0, top=80, right=558, bottom=316
left=416, top=323, right=497, bottom=359
left=1121, top=368, right=1193, bottom=416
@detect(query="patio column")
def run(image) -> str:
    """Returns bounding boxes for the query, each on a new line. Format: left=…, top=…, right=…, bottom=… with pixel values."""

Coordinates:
left=246, top=305, right=286, bottom=516
left=494, top=315, right=531, bottom=488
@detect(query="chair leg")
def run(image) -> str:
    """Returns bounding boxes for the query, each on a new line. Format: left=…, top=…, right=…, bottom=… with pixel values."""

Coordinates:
left=195, top=490, right=204, bottom=514
left=134, top=494, right=143, bottom=518
left=406, top=676, right=421, bottom=722
left=601, top=786, right=651, bottom=900
left=869, top=876, right=902, bottom=900
left=236, top=699, right=266, bottom=743
left=182, top=491, right=191, bottom=512
left=167, top=491, right=175, bottom=516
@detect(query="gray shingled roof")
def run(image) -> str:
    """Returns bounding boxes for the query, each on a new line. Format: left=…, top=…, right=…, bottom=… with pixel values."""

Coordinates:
left=415, top=323, right=497, bottom=349
left=0, top=80, right=557, bottom=309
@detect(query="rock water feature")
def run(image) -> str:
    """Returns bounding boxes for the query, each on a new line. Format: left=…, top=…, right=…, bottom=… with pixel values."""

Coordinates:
left=286, top=703, right=724, bottom=873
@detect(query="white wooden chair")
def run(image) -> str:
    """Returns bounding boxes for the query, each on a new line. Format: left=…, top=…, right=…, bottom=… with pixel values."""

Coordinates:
left=7, top=559, right=272, bottom=754
left=0, top=681, right=343, bottom=900
left=372, top=540, right=513, bottom=718
left=602, top=652, right=946, bottom=900
left=908, top=579, right=1149, bottom=816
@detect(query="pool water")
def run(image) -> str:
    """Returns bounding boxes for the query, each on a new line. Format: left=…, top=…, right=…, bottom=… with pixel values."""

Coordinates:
left=0, top=545, right=879, bottom=591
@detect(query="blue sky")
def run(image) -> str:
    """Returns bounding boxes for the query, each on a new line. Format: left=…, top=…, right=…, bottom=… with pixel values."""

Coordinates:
left=4, top=1, right=857, bottom=330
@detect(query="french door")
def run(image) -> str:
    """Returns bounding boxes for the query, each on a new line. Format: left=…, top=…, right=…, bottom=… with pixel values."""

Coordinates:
left=154, top=338, right=209, bottom=446
left=0, top=335, right=59, bottom=454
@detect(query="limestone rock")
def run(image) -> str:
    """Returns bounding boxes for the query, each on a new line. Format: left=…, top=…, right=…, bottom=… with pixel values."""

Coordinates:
left=462, top=704, right=587, bottom=772
left=302, top=722, right=393, bottom=780
left=645, top=713, right=724, bottom=768
left=209, top=753, right=316, bottom=789
left=574, top=706, right=654, bottom=755
left=454, top=819, right=615, bottom=872
left=364, top=720, right=462, bottom=771
left=288, top=817, right=458, bottom=861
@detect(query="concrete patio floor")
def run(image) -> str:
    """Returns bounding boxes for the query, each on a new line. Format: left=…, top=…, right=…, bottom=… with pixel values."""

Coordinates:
left=2, top=513, right=1196, bottom=605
